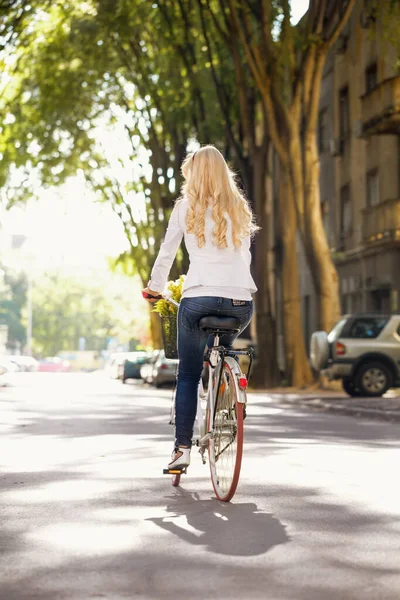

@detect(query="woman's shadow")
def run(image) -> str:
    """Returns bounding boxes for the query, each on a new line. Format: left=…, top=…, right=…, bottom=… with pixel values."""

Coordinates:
left=147, top=488, right=289, bottom=556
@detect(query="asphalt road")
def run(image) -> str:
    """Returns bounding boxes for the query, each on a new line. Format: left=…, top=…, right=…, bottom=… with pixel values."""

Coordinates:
left=1, top=373, right=399, bottom=600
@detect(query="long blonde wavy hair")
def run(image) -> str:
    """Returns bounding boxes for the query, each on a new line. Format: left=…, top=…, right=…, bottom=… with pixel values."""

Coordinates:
left=180, top=145, right=258, bottom=249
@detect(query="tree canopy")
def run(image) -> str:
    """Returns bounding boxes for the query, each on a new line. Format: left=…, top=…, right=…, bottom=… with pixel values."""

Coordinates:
left=0, top=0, right=367, bottom=385
left=0, top=264, right=27, bottom=351
left=30, top=271, right=149, bottom=356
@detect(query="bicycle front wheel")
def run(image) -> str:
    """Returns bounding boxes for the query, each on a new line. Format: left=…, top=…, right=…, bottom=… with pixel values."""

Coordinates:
left=172, top=472, right=181, bottom=487
left=208, top=360, right=244, bottom=502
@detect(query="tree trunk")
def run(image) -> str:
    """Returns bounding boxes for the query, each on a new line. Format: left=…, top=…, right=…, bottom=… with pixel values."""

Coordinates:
left=302, top=133, right=340, bottom=332
left=251, top=146, right=280, bottom=388
left=252, top=232, right=280, bottom=388
left=225, top=0, right=354, bottom=340
left=280, top=163, right=314, bottom=387
left=149, top=308, right=163, bottom=349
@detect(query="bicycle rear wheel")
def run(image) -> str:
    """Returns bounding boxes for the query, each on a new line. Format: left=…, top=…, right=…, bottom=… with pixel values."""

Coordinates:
left=208, top=360, right=244, bottom=502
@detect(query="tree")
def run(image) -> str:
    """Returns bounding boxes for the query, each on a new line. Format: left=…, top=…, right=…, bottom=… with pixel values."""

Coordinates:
left=224, top=0, right=356, bottom=336
left=155, top=0, right=281, bottom=386
left=1, top=0, right=329, bottom=385
left=0, top=264, right=27, bottom=351
left=0, top=0, right=200, bottom=345
left=366, top=0, right=400, bottom=66
left=0, top=0, right=251, bottom=353
left=189, top=0, right=310, bottom=384
left=30, top=272, right=147, bottom=356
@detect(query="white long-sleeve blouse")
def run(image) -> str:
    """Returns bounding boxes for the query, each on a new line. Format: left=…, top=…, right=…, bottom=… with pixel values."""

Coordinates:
left=148, top=198, right=257, bottom=301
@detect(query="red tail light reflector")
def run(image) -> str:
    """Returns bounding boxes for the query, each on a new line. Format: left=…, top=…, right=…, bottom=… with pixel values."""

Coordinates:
left=239, top=376, right=248, bottom=389
left=336, top=342, right=346, bottom=356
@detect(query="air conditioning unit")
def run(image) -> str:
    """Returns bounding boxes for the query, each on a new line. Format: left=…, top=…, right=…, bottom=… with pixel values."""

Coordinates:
left=329, top=138, right=342, bottom=157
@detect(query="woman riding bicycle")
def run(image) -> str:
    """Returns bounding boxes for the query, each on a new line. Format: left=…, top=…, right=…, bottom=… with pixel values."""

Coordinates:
left=143, top=145, right=258, bottom=470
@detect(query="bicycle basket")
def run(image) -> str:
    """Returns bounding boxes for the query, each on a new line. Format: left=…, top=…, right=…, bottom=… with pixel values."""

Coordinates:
left=160, top=315, right=178, bottom=359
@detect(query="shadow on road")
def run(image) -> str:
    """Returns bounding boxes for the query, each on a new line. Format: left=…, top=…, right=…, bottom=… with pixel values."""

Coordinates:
left=147, top=487, right=288, bottom=556
left=1, top=376, right=400, bottom=599
left=247, top=400, right=400, bottom=449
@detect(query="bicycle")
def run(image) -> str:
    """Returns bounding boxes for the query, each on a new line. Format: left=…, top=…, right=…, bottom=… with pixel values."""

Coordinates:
left=148, top=292, right=254, bottom=503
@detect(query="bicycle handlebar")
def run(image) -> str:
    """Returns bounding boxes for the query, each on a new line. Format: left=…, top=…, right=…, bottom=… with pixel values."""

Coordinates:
left=142, top=291, right=162, bottom=301
left=142, top=290, right=180, bottom=308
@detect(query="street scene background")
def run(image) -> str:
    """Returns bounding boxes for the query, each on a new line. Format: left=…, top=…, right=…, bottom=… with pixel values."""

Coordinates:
left=1, top=1, right=400, bottom=598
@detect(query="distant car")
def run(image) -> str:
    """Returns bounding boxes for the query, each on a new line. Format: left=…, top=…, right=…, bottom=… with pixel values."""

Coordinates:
left=310, top=313, right=400, bottom=397
left=121, top=352, right=151, bottom=383
left=0, top=358, right=18, bottom=386
left=6, top=355, right=39, bottom=372
left=105, top=352, right=130, bottom=379
left=0, top=357, right=20, bottom=374
left=140, top=349, right=178, bottom=387
left=38, top=357, right=71, bottom=373
left=57, top=351, right=101, bottom=372
left=140, top=350, right=162, bottom=384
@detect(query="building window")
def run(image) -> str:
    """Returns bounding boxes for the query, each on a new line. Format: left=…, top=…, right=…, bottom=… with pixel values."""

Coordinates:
left=339, top=86, right=350, bottom=148
left=365, top=63, right=378, bottom=93
left=366, top=169, right=379, bottom=207
left=318, top=109, right=328, bottom=153
left=369, top=290, right=391, bottom=313
left=340, top=184, right=352, bottom=247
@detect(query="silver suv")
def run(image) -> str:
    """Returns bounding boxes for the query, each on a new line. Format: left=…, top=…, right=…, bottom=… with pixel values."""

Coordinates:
left=310, top=314, right=400, bottom=397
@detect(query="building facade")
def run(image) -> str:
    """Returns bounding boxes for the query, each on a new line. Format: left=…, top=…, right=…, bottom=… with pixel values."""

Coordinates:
left=300, top=0, right=400, bottom=346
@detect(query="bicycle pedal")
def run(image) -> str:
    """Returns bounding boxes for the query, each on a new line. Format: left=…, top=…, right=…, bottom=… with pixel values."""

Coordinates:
left=163, top=468, right=187, bottom=475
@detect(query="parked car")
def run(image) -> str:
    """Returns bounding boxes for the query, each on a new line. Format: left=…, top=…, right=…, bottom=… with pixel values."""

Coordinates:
left=140, top=350, right=162, bottom=384
left=310, top=313, right=400, bottom=397
left=57, top=351, right=101, bottom=372
left=38, top=357, right=71, bottom=373
left=0, top=357, right=20, bottom=386
left=140, top=349, right=178, bottom=387
left=105, top=352, right=129, bottom=379
left=0, top=357, right=20, bottom=374
left=0, top=362, right=7, bottom=377
left=121, top=352, right=151, bottom=383
left=6, top=355, right=39, bottom=372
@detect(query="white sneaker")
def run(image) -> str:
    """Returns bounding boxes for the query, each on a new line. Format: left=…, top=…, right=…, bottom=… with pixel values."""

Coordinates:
left=167, top=447, right=191, bottom=470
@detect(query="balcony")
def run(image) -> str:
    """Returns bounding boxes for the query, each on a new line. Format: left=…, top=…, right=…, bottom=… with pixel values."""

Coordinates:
left=363, top=198, right=400, bottom=244
left=361, top=76, right=400, bottom=136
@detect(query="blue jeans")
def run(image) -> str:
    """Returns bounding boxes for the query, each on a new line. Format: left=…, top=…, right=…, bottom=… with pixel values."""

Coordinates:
left=175, top=296, right=254, bottom=447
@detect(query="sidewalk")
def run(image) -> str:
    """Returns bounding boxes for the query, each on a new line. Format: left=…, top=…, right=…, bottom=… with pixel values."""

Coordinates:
left=250, top=385, right=400, bottom=423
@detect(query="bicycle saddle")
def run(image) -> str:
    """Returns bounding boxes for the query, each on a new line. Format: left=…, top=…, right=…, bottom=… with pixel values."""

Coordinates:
left=199, top=315, right=241, bottom=332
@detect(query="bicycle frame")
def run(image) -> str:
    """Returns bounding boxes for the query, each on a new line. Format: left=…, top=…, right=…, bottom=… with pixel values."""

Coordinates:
left=160, top=291, right=253, bottom=458
left=194, top=334, right=254, bottom=463
left=194, top=333, right=221, bottom=458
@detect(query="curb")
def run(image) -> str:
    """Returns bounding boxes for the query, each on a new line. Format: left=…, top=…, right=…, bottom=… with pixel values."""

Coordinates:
left=278, top=396, right=400, bottom=424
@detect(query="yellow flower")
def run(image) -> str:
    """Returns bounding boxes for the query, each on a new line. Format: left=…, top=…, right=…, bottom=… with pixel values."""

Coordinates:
left=152, top=274, right=186, bottom=316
